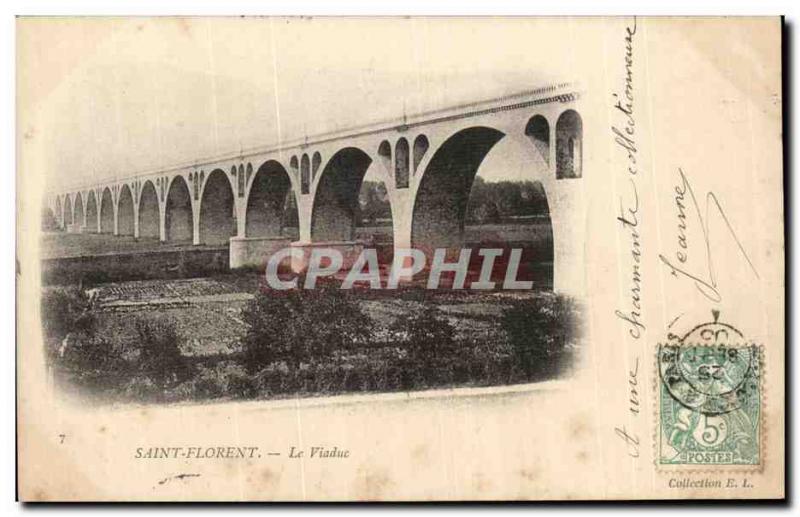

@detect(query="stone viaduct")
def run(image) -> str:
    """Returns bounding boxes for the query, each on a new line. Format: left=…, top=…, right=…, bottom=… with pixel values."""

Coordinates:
left=47, top=84, right=586, bottom=294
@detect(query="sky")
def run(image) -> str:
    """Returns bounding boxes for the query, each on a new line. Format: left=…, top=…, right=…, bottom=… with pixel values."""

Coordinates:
left=18, top=17, right=580, bottom=190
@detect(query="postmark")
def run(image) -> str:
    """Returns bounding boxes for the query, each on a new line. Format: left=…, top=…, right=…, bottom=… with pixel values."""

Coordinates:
left=658, top=310, right=761, bottom=467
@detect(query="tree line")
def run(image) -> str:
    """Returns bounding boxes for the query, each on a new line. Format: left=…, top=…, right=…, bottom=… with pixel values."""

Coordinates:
left=356, top=177, right=551, bottom=226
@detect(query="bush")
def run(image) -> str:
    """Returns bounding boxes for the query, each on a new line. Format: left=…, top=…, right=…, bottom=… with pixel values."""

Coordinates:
left=240, top=285, right=371, bottom=373
left=58, top=335, right=130, bottom=393
left=133, top=316, right=191, bottom=389
left=189, top=361, right=255, bottom=399
left=388, top=303, right=459, bottom=386
left=501, top=293, right=582, bottom=380
left=53, top=314, right=191, bottom=401
left=41, top=287, right=97, bottom=344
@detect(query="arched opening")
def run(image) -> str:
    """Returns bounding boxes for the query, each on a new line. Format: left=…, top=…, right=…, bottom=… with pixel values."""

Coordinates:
left=312, top=152, right=321, bottom=181
left=193, top=172, right=202, bottom=200
left=413, top=126, right=555, bottom=288
left=300, top=154, right=311, bottom=195
left=356, top=164, right=394, bottom=264
left=413, top=134, right=429, bottom=174
left=245, top=160, right=298, bottom=239
left=64, top=196, right=73, bottom=226
left=73, top=194, right=84, bottom=230
left=199, top=169, right=235, bottom=246
left=165, top=176, right=193, bottom=243
left=117, top=184, right=135, bottom=236
left=556, top=110, right=583, bottom=179
left=55, top=198, right=62, bottom=228
left=100, top=188, right=114, bottom=233
left=463, top=176, right=554, bottom=288
left=525, top=115, right=550, bottom=165
left=395, top=137, right=410, bottom=188
left=238, top=164, right=245, bottom=198
left=378, top=140, right=392, bottom=174
left=311, top=147, right=373, bottom=242
left=85, top=191, right=98, bottom=232
left=138, top=180, right=160, bottom=240
left=412, top=127, right=505, bottom=250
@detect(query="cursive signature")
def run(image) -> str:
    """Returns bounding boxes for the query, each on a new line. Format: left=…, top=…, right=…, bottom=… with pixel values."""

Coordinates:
left=659, top=168, right=759, bottom=303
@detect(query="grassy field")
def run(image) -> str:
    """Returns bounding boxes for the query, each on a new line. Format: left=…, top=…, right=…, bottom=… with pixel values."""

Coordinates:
left=42, top=274, right=581, bottom=404
left=45, top=276, right=537, bottom=357
left=40, top=221, right=572, bottom=404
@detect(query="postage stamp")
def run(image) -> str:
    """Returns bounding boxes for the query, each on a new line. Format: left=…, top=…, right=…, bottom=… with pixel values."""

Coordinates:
left=657, top=311, right=762, bottom=467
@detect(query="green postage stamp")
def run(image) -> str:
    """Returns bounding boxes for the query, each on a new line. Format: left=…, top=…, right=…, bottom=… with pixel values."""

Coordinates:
left=657, top=313, right=761, bottom=467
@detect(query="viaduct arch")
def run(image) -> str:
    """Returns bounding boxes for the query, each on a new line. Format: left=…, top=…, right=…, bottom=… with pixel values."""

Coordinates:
left=411, top=126, right=505, bottom=252
left=245, top=160, right=297, bottom=239
left=73, top=193, right=84, bottom=232
left=310, top=147, right=375, bottom=243
left=199, top=169, right=236, bottom=246
left=138, top=181, right=160, bottom=239
left=63, top=195, right=73, bottom=228
left=85, top=190, right=98, bottom=232
left=100, top=187, right=114, bottom=234
left=117, top=184, right=135, bottom=236
left=165, top=175, right=193, bottom=243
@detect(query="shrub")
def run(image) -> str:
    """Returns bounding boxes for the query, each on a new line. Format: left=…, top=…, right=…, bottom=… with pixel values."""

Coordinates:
left=240, top=291, right=297, bottom=372
left=189, top=361, right=255, bottom=399
left=41, top=287, right=97, bottom=344
left=241, top=285, right=372, bottom=373
left=388, top=303, right=458, bottom=386
left=501, top=293, right=582, bottom=380
left=57, top=335, right=130, bottom=393
left=133, top=316, right=191, bottom=389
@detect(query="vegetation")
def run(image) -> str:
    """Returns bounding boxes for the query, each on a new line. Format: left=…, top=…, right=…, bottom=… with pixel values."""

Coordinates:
left=356, top=178, right=551, bottom=227
left=501, top=293, right=582, bottom=377
left=43, top=288, right=192, bottom=401
left=240, top=285, right=371, bottom=372
left=43, top=282, right=582, bottom=404
left=464, top=177, right=550, bottom=224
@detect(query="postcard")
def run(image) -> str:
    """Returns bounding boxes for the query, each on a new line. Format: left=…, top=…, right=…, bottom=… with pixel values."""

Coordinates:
left=16, top=16, right=784, bottom=501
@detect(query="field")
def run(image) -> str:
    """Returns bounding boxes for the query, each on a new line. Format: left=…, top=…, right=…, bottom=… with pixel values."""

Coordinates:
left=53, top=276, right=537, bottom=357
left=40, top=223, right=578, bottom=405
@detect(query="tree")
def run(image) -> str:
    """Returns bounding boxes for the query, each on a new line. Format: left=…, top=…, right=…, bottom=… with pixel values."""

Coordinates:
left=134, top=316, right=190, bottom=388
left=358, top=180, right=391, bottom=226
left=501, top=294, right=581, bottom=379
left=465, top=179, right=551, bottom=222
left=241, top=286, right=372, bottom=372
left=389, top=303, right=458, bottom=384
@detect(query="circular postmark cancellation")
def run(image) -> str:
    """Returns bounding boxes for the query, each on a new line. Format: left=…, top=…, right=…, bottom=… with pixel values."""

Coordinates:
left=657, top=310, right=761, bottom=466
left=658, top=315, right=759, bottom=416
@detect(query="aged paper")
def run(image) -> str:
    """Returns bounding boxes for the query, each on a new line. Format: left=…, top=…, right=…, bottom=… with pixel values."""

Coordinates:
left=17, top=16, right=784, bottom=501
